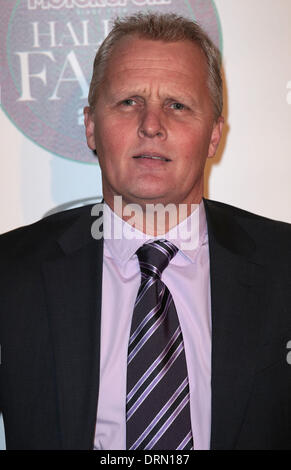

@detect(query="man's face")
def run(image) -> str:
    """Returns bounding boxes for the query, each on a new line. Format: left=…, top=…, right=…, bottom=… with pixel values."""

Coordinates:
left=84, top=36, right=223, bottom=209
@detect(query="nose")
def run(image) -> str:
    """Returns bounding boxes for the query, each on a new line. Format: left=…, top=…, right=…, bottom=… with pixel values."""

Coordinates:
left=137, top=107, right=167, bottom=140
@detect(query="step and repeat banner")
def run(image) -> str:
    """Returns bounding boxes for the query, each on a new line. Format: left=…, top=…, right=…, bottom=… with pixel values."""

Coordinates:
left=0, top=0, right=291, bottom=449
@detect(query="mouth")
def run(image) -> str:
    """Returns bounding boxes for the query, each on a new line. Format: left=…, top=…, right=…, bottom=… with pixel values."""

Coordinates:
left=133, top=154, right=171, bottom=162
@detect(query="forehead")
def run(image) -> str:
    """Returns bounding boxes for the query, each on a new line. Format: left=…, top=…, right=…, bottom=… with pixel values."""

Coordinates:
left=104, top=36, right=208, bottom=84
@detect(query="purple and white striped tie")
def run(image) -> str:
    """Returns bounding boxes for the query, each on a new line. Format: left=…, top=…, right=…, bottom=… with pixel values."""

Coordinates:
left=126, top=240, right=194, bottom=450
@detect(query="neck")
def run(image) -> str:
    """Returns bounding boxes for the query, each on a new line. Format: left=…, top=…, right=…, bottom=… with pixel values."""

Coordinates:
left=105, top=195, right=201, bottom=235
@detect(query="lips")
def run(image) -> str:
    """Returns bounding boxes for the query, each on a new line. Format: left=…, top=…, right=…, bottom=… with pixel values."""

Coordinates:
left=133, top=153, right=171, bottom=162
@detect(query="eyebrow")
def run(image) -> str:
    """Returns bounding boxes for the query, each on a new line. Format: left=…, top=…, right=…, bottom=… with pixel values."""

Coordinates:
left=165, top=95, right=198, bottom=107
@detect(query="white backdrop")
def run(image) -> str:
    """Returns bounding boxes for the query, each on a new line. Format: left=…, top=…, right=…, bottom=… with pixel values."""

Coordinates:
left=0, top=0, right=291, bottom=450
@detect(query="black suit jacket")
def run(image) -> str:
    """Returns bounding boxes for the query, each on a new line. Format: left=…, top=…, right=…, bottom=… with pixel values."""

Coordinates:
left=0, top=198, right=291, bottom=450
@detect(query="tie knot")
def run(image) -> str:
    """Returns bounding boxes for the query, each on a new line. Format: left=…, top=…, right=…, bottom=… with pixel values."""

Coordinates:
left=136, top=240, right=178, bottom=279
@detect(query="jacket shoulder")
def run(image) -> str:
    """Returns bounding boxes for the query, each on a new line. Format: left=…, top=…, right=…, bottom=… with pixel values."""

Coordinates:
left=204, top=198, right=291, bottom=262
left=0, top=205, right=94, bottom=261
left=205, top=198, right=291, bottom=231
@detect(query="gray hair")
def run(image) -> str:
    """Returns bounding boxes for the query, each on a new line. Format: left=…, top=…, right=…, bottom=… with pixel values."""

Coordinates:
left=88, top=12, right=223, bottom=120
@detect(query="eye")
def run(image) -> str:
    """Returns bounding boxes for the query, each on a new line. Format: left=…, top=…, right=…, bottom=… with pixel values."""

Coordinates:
left=170, top=102, right=186, bottom=110
left=121, top=98, right=136, bottom=106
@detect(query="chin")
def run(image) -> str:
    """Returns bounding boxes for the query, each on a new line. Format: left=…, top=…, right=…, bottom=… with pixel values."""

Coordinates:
left=129, top=188, right=167, bottom=200
left=128, top=186, right=173, bottom=203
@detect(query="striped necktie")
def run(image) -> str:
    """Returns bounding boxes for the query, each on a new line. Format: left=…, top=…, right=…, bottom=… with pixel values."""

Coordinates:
left=126, top=239, right=194, bottom=450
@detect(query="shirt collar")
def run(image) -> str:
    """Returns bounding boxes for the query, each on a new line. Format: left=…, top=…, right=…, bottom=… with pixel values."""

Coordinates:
left=103, top=199, right=208, bottom=264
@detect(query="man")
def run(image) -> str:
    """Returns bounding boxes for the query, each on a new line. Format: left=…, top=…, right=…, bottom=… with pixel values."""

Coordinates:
left=0, top=12, right=291, bottom=450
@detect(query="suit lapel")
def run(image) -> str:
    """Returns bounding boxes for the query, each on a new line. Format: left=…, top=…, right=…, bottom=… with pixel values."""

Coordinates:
left=203, top=199, right=268, bottom=449
left=42, top=206, right=104, bottom=449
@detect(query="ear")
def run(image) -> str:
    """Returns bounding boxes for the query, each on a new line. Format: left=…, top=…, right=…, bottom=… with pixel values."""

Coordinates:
left=84, top=106, right=96, bottom=151
left=208, top=116, right=224, bottom=158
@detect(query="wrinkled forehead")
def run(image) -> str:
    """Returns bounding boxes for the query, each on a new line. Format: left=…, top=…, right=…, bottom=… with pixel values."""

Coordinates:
left=105, top=35, right=208, bottom=78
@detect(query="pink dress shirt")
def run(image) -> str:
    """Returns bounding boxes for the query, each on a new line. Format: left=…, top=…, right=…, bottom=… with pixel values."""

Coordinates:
left=94, top=200, right=212, bottom=450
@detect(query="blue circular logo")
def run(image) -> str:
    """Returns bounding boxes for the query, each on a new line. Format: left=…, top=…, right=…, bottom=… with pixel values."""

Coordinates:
left=1, top=0, right=222, bottom=163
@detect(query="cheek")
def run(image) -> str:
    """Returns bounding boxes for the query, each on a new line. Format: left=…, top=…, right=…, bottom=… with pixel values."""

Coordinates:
left=175, top=134, right=200, bottom=162
left=179, top=126, right=211, bottom=157
left=174, top=132, right=209, bottom=175
left=95, top=118, right=134, bottom=159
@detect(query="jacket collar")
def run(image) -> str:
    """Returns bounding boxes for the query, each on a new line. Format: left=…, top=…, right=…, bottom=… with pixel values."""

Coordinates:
left=203, top=198, right=267, bottom=449
left=42, top=204, right=104, bottom=449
